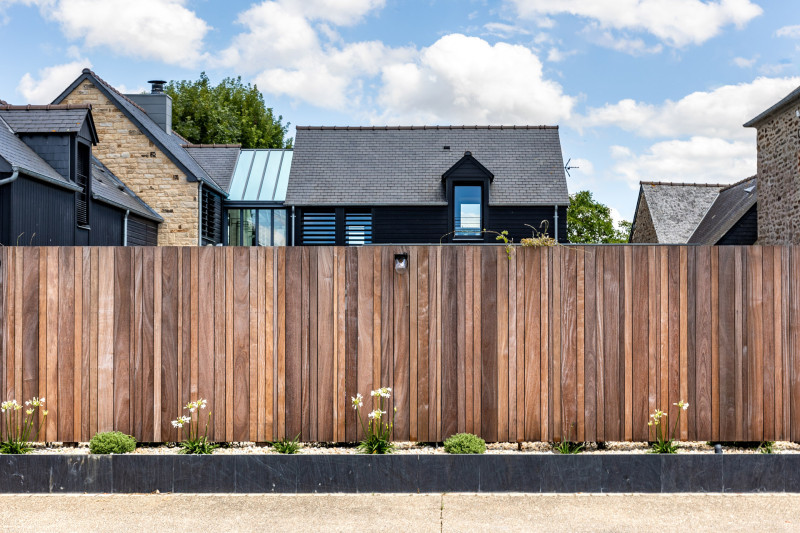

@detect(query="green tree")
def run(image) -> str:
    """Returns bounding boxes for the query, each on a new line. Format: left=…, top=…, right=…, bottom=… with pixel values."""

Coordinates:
left=567, top=190, right=630, bottom=243
left=165, top=73, right=291, bottom=148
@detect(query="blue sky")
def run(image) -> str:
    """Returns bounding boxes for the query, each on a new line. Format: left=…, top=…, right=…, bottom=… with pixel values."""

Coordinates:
left=1, top=0, right=798, bottom=223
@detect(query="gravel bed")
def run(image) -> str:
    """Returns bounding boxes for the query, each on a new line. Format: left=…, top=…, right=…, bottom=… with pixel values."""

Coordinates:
left=23, top=440, right=800, bottom=455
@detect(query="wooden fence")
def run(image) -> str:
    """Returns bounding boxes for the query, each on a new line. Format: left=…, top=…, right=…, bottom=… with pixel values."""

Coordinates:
left=1, top=245, right=799, bottom=443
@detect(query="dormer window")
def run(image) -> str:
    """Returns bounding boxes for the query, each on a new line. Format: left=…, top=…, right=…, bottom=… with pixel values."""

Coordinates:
left=443, top=151, right=493, bottom=242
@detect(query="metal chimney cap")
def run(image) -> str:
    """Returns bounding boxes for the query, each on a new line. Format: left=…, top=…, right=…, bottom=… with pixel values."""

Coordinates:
left=148, top=80, right=167, bottom=94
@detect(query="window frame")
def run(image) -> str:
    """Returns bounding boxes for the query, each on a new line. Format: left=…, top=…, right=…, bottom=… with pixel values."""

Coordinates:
left=223, top=203, right=290, bottom=246
left=443, top=152, right=493, bottom=243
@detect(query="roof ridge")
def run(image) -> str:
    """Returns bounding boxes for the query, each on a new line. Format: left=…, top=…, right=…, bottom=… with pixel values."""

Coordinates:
left=719, top=175, right=757, bottom=192
left=182, top=143, right=242, bottom=148
left=0, top=104, right=92, bottom=111
left=81, top=68, right=150, bottom=116
left=640, top=180, right=728, bottom=188
left=295, top=125, right=559, bottom=131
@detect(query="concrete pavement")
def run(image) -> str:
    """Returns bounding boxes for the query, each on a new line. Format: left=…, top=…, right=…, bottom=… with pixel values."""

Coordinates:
left=1, top=493, right=798, bottom=532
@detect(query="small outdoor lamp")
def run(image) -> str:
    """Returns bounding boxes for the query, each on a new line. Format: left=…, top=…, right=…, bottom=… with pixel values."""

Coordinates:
left=394, top=253, right=408, bottom=274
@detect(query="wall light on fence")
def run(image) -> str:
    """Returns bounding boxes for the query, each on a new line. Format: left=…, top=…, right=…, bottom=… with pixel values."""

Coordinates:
left=394, top=253, right=408, bottom=274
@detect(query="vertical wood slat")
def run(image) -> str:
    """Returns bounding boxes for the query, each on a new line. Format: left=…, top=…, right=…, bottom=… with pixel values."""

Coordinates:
left=1, top=245, right=798, bottom=444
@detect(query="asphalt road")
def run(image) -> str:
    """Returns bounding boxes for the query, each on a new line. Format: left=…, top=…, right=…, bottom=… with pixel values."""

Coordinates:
left=1, top=493, right=799, bottom=532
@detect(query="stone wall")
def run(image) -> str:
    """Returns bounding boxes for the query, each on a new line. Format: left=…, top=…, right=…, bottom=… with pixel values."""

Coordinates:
left=61, top=82, right=199, bottom=246
left=630, top=192, right=657, bottom=243
left=754, top=104, right=800, bottom=244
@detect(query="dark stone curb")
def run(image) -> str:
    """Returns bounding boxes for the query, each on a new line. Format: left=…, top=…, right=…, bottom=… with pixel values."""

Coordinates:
left=0, top=454, right=796, bottom=493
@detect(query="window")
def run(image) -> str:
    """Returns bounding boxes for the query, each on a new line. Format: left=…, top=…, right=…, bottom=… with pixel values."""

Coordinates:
left=75, top=142, right=90, bottom=226
left=345, top=211, right=372, bottom=245
left=454, top=185, right=482, bottom=238
left=202, top=188, right=223, bottom=244
left=302, top=211, right=337, bottom=245
left=226, top=208, right=288, bottom=246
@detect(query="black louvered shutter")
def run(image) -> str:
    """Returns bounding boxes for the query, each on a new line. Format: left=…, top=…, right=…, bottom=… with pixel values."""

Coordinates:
left=75, top=143, right=90, bottom=226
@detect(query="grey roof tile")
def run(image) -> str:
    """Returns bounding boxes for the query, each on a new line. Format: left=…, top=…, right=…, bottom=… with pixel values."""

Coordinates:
left=285, top=126, right=569, bottom=206
left=688, top=176, right=757, bottom=245
left=640, top=181, right=725, bottom=243
left=184, top=144, right=240, bottom=193
left=0, top=106, right=92, bottom=134
left=0, top=115, right=78, bottom=190
left=91, top=156, right=162, bottom=222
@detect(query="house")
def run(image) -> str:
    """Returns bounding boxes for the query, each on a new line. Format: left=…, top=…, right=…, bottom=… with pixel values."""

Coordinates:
left=53, top=70, right=227, bottom=246
left=743, top=85, right=800, bottom=244
left=629, top=180, right=757, bottom=245
left=0, top=104, right=161, bottom=246
left=285, top=126, right=569, bottom=245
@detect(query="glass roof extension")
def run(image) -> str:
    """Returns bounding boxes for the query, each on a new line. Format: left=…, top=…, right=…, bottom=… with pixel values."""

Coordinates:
left=227, top=149, right=293, bottom=202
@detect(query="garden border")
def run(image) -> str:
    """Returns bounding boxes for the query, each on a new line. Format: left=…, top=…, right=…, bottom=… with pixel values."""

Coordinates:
left=1, top=454, right=799, bottom=493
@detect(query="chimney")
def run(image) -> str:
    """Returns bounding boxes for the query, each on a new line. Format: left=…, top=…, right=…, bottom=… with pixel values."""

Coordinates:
left=149, top=80, right=166, bottom=94
left=125, top=79, right=172, bottom=134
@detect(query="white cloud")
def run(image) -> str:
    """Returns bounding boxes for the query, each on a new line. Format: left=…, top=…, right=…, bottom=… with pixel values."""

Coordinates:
left=578, top=77, right=800, bottom=140
left=776, top=25, right=800, bottom=39
left=376, top=34, right=575, bottom=125
left=43, top=0, right=209, bottom=66
left=733, top=56, right=757, bottom=68
left=581, top=22, right=662, bottom=55
left=283, top=0, right=385, bottom=25
left=611, top=136, right=754, bottom=187
left=483, top=22, right=530, bottom=38
left=509, top=0, right=762, bottom=47
left=546, top=47, right=577, bottom=62
left=16, top=59, right=90, bottom=103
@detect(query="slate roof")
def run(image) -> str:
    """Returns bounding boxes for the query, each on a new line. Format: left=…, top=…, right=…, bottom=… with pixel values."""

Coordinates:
left=52, top=69, right=226, bottom=195
left=183, top=144, right=241, bottom=193
left=0, top=114, right=80, bottom=191
left=91, top=157, right=162, bottom=222
left=285, top=126, right=569, bottom=206
left=744, top=84, right=800, bottom=127
left=688, top=176, right=757, bottom=245
left=637, top=182, right=725, bottom=243
left=0, top=105, right=97, bottom=141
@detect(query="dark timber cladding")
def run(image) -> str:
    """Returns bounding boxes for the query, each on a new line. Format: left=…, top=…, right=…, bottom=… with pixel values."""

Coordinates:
left=1, top=245, right=799, bottom=444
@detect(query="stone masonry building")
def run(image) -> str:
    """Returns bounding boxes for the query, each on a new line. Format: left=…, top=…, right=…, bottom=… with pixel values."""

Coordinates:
left=53, top=69, right=227, bottom=246
left=744, top=86, right=800, bottom=245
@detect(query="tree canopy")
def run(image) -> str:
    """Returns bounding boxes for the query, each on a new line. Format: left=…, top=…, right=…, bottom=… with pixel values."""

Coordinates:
left=165, top=73, right=291, bottom=149
left=567, top=190, right=631, bottom=243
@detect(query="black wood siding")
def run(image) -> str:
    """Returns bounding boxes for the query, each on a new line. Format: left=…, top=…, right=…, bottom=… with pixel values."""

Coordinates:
left=0, top=175, right=76, bottom=246
left=718, top=204, right=758, bottom=245
left=18, top=134, right=72, bottom=179
left=296, top=204, right=566, bottom=245
left=88, top=201, right=123, bottom=246
left=0, top=178, right=9, bottom=245
left=488, top=205, right=568, bottom=243
left=127, top=215, right=159, bottom=246
left=372, top=206, right=449, bottom=244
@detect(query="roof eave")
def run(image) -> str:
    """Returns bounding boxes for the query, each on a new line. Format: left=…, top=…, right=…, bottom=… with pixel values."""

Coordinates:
left=91, top=192, right=164, bottom=222
left=16, top=165, right=82, bottom=192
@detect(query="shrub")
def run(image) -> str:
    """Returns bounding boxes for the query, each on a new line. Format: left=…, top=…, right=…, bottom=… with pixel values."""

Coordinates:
left=443, top=433, right=486, bottom=454
left=273, top=434, right=301, bottom=454
left=90, top=431, right=136, bottom=454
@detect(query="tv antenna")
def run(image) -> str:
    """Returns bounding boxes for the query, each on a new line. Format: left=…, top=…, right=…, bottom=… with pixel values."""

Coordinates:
left=564, top=158, right=579, bottom=178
